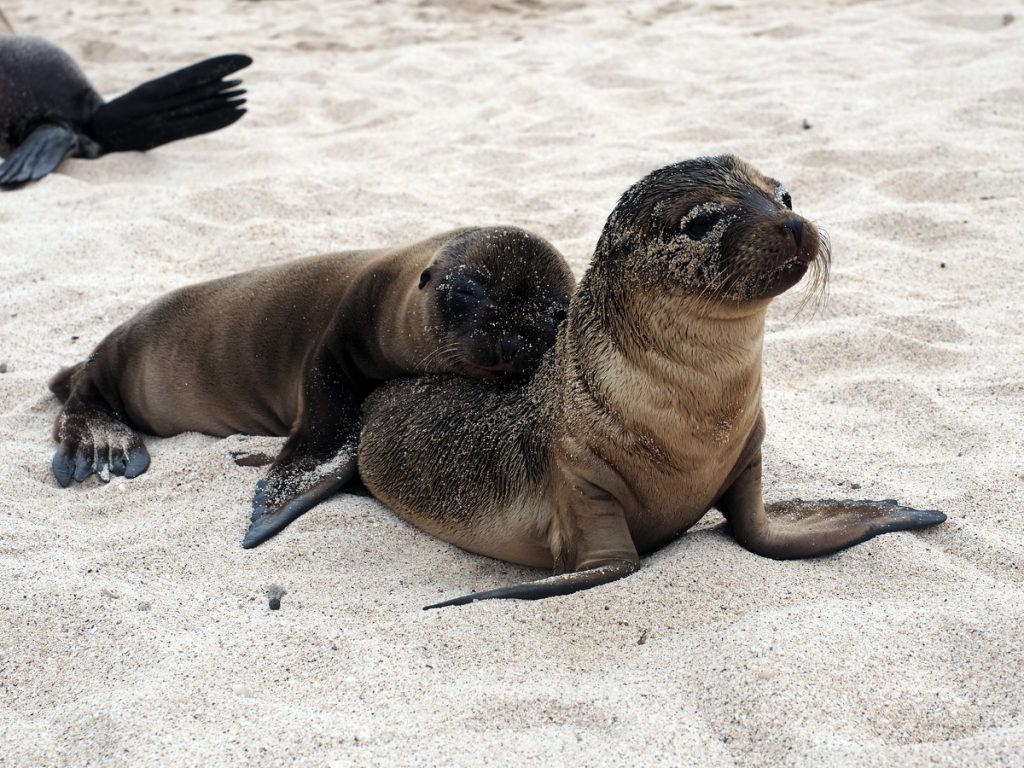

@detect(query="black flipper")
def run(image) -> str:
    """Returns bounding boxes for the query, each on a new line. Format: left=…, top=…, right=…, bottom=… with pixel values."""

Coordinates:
left=89, top=54, right=252, bottom=153
left=242, top=439, right=358, bottom=549
left=424, top=561, right=639, bottom=610
left=0, top=123, right=78, bottom=189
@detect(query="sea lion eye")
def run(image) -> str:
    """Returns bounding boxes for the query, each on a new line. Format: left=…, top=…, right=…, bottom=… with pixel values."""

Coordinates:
left=782, top=191, right=793, bottom=210
left=445, top=277, right=492, bottom=314
left=683, top=210, right=722, bottom=240
left=455, top=281, right=488, bottom=302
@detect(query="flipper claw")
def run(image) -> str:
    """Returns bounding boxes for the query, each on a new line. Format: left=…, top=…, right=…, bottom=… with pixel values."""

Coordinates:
left=51, top=448, right=74, bottom=488
left=124, top=449, right=150, bottom=479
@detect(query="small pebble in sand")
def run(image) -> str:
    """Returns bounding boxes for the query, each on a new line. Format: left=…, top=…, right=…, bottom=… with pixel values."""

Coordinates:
left=940, top=262, right=946, bottom=268
left=0, top=361, right=7, bottom=373
left=137, top=601, right=151, bottom=611
left=267, top=583, right=286, bottom=610
left=802, top=118, right=812, bottom=130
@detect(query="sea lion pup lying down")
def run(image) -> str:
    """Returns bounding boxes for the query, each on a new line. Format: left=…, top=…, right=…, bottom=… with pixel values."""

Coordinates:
left=358, top=156, right=947, bottom=608
left=0, top=35, right=251, bottom=188
left=48, top=227, right=574, bottom=547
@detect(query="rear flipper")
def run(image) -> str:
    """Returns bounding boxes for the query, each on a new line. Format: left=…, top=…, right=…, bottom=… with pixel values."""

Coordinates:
left=90, top=53, right=252, bottom=154
left=52, top=397, right=149, bottom=487
left=424, top=561, right=638, bottom=610
left=0, top=123, right=78, bottom=189
left=242, top=436, right=358, bottom=549
left=424, top=470, right=642, bottom=609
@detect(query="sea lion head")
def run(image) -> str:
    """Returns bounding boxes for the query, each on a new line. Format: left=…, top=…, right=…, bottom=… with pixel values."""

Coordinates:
left=595, top=155, right=829, bottom=306
left=417, top=227, right=574, bottom=377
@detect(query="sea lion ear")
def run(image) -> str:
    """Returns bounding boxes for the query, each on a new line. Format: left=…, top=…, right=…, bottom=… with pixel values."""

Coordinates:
left=418, top=268, right=432, bottom=290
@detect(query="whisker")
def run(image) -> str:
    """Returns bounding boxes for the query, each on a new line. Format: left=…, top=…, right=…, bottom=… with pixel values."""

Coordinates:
left=786, top=224, right=831, bottom=321
left=418, top=341, right=469, bottom=373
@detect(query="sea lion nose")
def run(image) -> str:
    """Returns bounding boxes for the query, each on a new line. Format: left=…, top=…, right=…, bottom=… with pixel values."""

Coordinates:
left=781, top=218, right=804, bottom=247
left=499, top=335, right=523, bottom=363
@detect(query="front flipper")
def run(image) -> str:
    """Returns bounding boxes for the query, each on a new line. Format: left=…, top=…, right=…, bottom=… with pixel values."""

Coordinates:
left=242, top=340, right=363, bottom=549
left=718, top=456, right=946, bottom=559
left=0, top=123, right=78, bottom=189
left=242, top=437, right=358, bottom=549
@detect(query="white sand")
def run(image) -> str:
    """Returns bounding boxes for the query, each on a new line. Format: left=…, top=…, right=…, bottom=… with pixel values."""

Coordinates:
left=2, top=0, right=1023, bottom=765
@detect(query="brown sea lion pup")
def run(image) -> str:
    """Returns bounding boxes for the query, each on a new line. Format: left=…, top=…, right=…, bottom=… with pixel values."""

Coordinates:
left=357, top=155, right=947, bottom=608
left=48, top=227, right=574, bottom=547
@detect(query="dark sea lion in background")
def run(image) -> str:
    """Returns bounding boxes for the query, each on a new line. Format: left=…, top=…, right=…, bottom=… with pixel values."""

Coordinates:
left=0, top=35, right=250, bottom=188
left=358, top=156, right=947, bottom=608
left=48, top=227, right=574, bottom=547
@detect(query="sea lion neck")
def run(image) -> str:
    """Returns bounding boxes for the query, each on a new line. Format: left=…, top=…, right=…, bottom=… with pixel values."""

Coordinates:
left=574, top=261, right=769, bottom=371
left=565, top=264, right=767, bottom=459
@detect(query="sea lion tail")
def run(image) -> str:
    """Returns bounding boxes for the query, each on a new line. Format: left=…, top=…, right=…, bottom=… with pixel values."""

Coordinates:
left=89, top=54, right=252, bottom=154
left=423, top=561, right=638, bottom=610
left=48, top=363, right=82, bottom=403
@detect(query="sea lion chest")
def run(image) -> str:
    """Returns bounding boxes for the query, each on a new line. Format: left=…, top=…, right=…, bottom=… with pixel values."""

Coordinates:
left=581, top=346, right=762, bottom=554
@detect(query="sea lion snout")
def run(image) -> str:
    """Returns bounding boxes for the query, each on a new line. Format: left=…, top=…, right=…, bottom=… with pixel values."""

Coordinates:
left=499, top=334, right=523, bottom=364
left=470, top=333, right=545, bottom=375
left=780, top=218, right=804, bottom=247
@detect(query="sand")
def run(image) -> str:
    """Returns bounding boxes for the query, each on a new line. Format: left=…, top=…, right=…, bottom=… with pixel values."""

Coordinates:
left=1, top=0, right=1022, bottom=765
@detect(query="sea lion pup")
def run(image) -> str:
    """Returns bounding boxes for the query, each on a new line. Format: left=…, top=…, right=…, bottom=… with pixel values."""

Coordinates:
left=0, top=35, right=250, bottom=188
left=358, top=156, right=947, bottom=609
left=48, top=227, right=574, bottom=547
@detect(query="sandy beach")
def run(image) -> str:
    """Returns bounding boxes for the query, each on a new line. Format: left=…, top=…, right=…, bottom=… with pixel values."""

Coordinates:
left=1, top=0, right=1022, bottom=765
